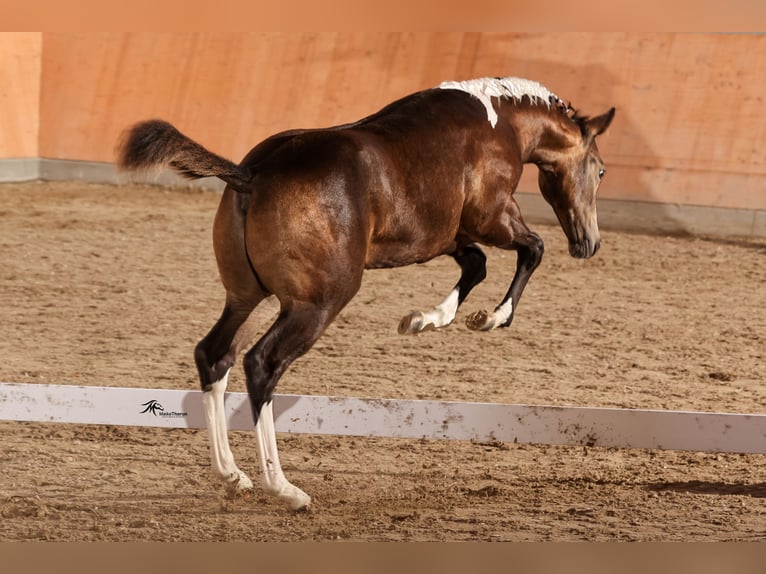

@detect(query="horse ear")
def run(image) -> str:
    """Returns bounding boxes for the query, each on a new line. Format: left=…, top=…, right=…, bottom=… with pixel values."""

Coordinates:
left=584, top=107, right=616, bottom=139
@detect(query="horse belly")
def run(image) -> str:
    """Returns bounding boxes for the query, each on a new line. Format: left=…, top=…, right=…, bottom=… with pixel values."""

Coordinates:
left=361, top=171, right=465, bottom=268
left=363, top=205, right=461, bottom=269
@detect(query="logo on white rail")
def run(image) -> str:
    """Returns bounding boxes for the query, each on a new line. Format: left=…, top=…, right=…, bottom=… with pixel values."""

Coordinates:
left=139, top=399, right=187, bottom=418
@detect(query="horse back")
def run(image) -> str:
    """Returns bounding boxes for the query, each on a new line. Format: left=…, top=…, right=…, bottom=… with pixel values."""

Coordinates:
left=239, top=89, right=520, bottom=270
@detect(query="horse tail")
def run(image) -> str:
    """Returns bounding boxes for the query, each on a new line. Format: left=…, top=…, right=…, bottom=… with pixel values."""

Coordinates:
left=117, top=119, right=252, bottom=193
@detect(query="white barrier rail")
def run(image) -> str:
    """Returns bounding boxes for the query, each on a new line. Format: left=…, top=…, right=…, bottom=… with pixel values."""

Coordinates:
left=1, top=382, right=764, bottom=454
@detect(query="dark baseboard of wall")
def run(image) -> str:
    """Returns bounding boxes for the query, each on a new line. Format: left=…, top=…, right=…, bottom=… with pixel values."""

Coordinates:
left=2, top=158, right=764, bottom=239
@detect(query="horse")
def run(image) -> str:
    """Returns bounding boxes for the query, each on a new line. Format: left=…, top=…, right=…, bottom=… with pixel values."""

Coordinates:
left=117, top=76, right=615, bottom=511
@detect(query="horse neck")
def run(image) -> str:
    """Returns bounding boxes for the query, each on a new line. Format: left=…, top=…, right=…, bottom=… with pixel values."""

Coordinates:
left=502, top=104, right=580, bottom=164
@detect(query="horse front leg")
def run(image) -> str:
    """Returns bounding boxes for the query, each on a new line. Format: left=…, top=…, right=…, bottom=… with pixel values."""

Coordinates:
left=465, top=230, right=544, bottom=331
left=398, top=245, right=487, bottom=334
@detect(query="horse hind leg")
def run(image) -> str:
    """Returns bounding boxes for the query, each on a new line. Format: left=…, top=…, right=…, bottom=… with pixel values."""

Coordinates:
left=201, top=368, right=251, bottom=495
left=254, top=400, right=309, bottom=510
left=398, top=245, right=487, bottom=334
left=195, top=295, right=279, bottom=496
left=244, top=301, right=341, bottom=510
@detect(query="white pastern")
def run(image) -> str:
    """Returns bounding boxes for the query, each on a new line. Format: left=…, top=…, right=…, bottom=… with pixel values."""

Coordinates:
left=420, top=288, right=460, bottom=329
left=399, top=288, right=461, bottom=334
left=490, top=298, right=514, bottom=327
left=466, top=299, right=514, bottom=331
left=202, top=373, right=253, bottom=492
left=255, top=401, right=311, bottom=510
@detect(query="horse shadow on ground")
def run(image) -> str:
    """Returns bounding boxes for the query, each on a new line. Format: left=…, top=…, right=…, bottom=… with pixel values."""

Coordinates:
left=646, top=480, right=766, bottom=498
left=698, top=236, right=766, bottom=254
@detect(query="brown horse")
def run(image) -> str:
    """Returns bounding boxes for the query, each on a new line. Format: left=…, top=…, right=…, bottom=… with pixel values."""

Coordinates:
left=118, top=76, right=615, bottom=510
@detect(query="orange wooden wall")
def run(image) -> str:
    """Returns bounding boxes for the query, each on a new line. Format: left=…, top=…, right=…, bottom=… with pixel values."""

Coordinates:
left=0, top=32, right=42, bottom=158
left=2, top=32, right=765, bottom=211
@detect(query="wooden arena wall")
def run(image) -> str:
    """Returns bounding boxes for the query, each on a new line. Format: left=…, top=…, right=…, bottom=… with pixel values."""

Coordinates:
left=1, top=32, right=764, bottom=237
left=0, top=33, right=42, bottom=175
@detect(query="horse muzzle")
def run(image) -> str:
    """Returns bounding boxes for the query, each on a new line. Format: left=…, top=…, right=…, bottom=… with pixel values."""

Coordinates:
left=568, top=235, right=601, bottom=259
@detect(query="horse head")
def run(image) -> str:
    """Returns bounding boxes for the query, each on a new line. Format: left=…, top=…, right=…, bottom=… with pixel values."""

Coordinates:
left=537, top=107, right=616, bottom=259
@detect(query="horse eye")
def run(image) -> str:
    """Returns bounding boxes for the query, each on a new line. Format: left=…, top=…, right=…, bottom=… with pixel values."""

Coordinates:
left=539, top=164, right=556, bottom=175
left=598, top=168, right=606, bottom=179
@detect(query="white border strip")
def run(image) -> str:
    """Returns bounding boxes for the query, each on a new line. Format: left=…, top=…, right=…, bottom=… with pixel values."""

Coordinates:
left=1, top=383, right=764, bottom=454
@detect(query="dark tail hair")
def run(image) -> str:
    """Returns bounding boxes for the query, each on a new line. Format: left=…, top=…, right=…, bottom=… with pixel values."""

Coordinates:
left=117, top=119, right=252, bottom=192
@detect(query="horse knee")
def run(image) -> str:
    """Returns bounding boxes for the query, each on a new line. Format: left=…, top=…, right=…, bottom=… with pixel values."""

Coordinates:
left=526, top=233, right=545, bottom=267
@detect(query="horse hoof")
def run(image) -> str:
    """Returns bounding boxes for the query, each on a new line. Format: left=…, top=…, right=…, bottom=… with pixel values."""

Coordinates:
left=288, top=492, right=312, bottom=512
left=224, top=482, right=254, bottom=500
left=398, top=311, right=425, bottom=334
left=223, top=470, right=254, bottom=499
left=275, top=486, right=312, bottom=511
left=465, top=309, right=495, bottom=331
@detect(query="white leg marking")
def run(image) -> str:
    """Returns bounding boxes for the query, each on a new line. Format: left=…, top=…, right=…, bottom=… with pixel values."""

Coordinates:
left=202, top=373, right=253, bottom=492
left=399, top=288, right=460, bottom=334
left=465, top=299, right=513, bottom=331
left=255, top=401, right=311, bottom=510
left=420, top=288, right=460, bottom=329
left=490, top=298, right=514, bottom=327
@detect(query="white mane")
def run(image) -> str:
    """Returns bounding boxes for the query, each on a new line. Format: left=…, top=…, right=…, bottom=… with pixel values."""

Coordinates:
left=438, top=77, right=564, bottom=128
